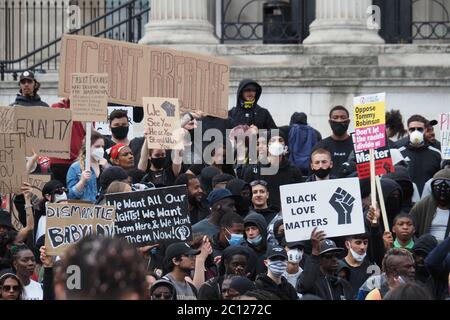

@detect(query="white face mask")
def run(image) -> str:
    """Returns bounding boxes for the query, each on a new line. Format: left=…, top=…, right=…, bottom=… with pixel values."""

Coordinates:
left=349, top=248, right=367, bottom=262
left=268, top=142, right=285, bottom=156
left=91, top=147, right=104, bottom=161
left=287, top=249, right=303, bottom=264
left=409, top=130, right=424, bottom=145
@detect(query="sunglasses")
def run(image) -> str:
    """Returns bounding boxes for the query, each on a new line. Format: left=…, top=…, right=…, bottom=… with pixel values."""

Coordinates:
left=152, top=293, right=172, bottom=299
left=432, top=179, right=450, bottom=187
left=408, top=127, right=424, bottom=133
left=2, top=285, right=20, bottom=291
left=250, top=180, right=268, bottom=187
left=53, top=187, right=68, bottom=195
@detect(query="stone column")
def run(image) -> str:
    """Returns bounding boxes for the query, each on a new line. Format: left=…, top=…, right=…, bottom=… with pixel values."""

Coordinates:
left=139, top=0, right=218, bottom=45
left=304, top=0, right=384, bottom=44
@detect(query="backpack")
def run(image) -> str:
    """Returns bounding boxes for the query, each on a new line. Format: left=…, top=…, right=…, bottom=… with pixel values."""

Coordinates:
left=288, top=124, right=317, bottom=174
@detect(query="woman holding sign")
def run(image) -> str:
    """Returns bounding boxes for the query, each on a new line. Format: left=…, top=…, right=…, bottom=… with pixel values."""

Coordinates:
left=66, top=131, right=108, bottom=203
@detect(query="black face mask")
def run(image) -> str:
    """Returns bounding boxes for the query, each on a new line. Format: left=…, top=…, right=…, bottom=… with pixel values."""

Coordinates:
left=111, top=126, right=129, bottom=140
left=329, top=120, right=350, bottom=136
left=385, top=194, right=402, bottom=216
left=151, top=157, right=165, bottom=170
left=431, top=179, right=450, bottom=206
left=275, top=234, right=285, bottom=246
left=312, top=167, right=332, bottom=179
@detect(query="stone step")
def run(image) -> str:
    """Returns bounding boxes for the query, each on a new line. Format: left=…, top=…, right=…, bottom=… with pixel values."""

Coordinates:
left=309, top=55, right=379, bottom=66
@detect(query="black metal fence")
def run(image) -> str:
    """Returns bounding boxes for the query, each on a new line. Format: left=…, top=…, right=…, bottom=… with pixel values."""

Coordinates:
left=0, top=0, right=150, bottom=79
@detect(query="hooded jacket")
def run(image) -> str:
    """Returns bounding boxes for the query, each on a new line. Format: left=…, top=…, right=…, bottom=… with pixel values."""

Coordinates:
left=149, top=279, right=177, bottom=300
left=248, top=206, right=281, bottom=247
left=226, top=179, right=251, bottom=216
left=397, top=142, right=441, bottom=195
left=379, top=177, right=403, bottom=229
left=229, top=79, right=277, bottom=130
left=10, top=93, right=49, bottom=107
left=410, top=195, right=441, bottom=237
left=255, top=273, right=298, bottom=300
left=243, top=213, right=269, bottom=275
left=383, top=165, right=416, bottom=212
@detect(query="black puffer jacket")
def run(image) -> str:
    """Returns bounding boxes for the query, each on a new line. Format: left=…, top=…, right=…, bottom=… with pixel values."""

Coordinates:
left=10, top=94, right=49, bottom=107
left=243, top=213, right=268, bottom=275
left=228, top=79, right=277, bottom=130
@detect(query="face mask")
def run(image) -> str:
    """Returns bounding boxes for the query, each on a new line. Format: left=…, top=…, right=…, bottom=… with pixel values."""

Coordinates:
left=226, top=230, right=244, bottom=246
left=431, top=180, right=450, bottom=206
left=385, top=195, right=402, bottom=216
left=247, top=234, right=262, bottom=246
left=275, top=234, right=285, bottom=246
left=111, top=126, right=129, bottom=140
left=268, top=260, right=288, bottom=277
left=151, top=157, right=165, bottom=169
left=91, top=147, right=104, bottom=161
left=312, top=167, right=331, bottom=179
left=409, top=130, right=424, bottom=145
left=243, top=100, right=255, bottom=109
left=287, top=249, right=303, bottom=264
left=349, top=248, right=367, bottom=262
left=268, top=142, right=285, bottom=157
left=329, top=120, right=349, bottom=136
left=53, top=192, right=67, bottom=203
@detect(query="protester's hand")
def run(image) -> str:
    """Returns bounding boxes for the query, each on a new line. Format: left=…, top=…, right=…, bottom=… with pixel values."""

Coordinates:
left=81, top=170, right=91, bottom=182
left=137, top=244, right=159, bottom=256
left=39, top=246, right=53, bottom=268
left=183, top=119, right=197, bottom=131
left=191, top=111, right=206, bottom=119
left=99, top=158, right=109, bottom=168
left=21, top=182, right=33, bottom=202
left=311, top=227, right=326, bottom=256
left=198, top=236, right=212, bottom=261
left=367, top=204, right=380, bottom=227
left=214, top=255, right=222, bottom=265
left=248, top=125, right=259, bottom=136
left=383, top=231, right=394, bottom=250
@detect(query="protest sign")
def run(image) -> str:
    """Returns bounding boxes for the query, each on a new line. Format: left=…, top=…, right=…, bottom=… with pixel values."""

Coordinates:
left=105, top=185, right=192, bottom=246
left=352, top=134, right=394, bottom=179
left=59, top=35, right=230, bottom=118
left=28, top=174, right=52, bottom=198
left=0, top=106, right=72, bottom=159
left=45, top=203, right=116, bottom=256
left=280, top=177, right=365, bottom=242
left=353, top=93, right=386, bottom=152
left=143, top=97, right=183, bottom=150
left=70, top=73, right=108, bottom=122
left=440, top=113, right=450, bottom=159
left=0, top=133, right=27, bottom=195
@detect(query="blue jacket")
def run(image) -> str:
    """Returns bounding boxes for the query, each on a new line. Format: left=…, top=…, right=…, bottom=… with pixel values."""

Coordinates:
left=66, top=161, right=98, bottom=203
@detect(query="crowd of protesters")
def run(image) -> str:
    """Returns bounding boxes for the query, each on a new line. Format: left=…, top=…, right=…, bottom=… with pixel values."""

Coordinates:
left=0, top=71, right=449, bottom=300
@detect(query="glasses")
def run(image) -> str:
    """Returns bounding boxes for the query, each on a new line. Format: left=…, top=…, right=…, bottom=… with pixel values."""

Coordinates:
left=53, top=187, right=68, bottom=195
left=408, top=127, right=424, bottom=133
left=2, top=285, right=20, bottom=292
left=250, top=180, right=268, bottom=187
left=152, top=293, right=172, bottom=299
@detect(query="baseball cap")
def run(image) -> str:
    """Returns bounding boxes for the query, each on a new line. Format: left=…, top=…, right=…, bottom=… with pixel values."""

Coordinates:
left=19, top=70, right=35, bottom=82
left=42, top=180, right=65, bottom=197
left=164, top=242, right=200, bottom=262
left=206, top=188, right=237, bottom=206
left=427, top=119, right=438, bottom=127
left=319, top=239, right=345, bottom=256
left=266, top=245, right=288, bottom=260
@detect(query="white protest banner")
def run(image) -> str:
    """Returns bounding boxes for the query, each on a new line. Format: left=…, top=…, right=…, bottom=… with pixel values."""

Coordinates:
left=143, top=97, right=183, bottom=150
left=440, top=113, right=450, bottom=159
left=280, top=177, right=365, bottom=242
left=353, top=93, right=386, bottom=152
left=45, top=203, right=116, bottom=256
left=70, top=73, right=108, bottom=122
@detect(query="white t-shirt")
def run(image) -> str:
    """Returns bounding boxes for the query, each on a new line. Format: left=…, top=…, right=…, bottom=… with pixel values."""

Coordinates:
left=36, top=216, right=46, bottom=243
left=428, top=208, right=449, bottom=241
left=283, top=268, right=303, bottom=300
left=22, top=279, right=43, bottom=300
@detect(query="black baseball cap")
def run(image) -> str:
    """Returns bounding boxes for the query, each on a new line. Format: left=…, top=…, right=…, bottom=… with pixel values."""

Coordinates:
left=319, top=239, right=345, bottom=256
left=266, top=245, right=288, bottom=260
left=164, top=242, right=200, bottom=262
left=19, top=70, right=35, bottom=82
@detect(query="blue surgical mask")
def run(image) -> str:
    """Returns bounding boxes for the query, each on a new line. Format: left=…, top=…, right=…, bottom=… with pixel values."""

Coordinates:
left=226, top=230, right=244, bottom=246
left=247, top=234, right=262, bottom=245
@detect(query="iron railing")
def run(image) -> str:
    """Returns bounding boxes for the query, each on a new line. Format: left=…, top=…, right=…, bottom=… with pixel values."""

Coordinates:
left=0, top=0, right=150, bottom=80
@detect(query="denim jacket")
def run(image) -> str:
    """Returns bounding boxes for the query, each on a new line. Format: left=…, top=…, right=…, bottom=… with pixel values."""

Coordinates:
left=66, top=161, right=98, bottom=203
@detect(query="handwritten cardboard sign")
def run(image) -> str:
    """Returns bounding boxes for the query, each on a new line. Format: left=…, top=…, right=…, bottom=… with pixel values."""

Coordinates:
left=45, top=203, right=116, bottom=256
left=0, top=106, right=72, bottom=159
left=70, top=73, right=108, bottom=122
left=59, top=35, right=230, bottom=118
left=28, top=174, right=52, bottom=198
left=440, top=113, right=450, bottom=159
left=0, top=133, right=27, bottom=195
left=143, top=97, right=183, bottom=150
left=105, top=185, right=192, bottom=246
left=353, top=93, right=386, bottom=152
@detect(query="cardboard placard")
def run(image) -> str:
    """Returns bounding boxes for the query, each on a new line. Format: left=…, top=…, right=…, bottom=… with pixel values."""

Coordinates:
left=143, top=97, right=183, bottom=150
left=105, top=185, right=192, bottom=246
left=440, top=113, right=450, bottom=159
left=353, top=93, right=386, bottom=152
left=58, top=35, right=230, bottom=118
left=28, top=174, right=52, bottom=198
left=0, top=133, right=27, bottom=195
left=45, top=203, right=116, bottom=256
left=0, top=106, right=73, bottom=159
left=280, top=177, right=365, bottom=242
left=70, top=73, right=109, bottom=122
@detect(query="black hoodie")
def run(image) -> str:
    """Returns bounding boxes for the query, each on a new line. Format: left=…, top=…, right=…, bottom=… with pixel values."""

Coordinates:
left=229, top=79, right=277, bottom=130
left=412, top=234, right=438, bottom=287
left=243, top=213, right=268, bottom=275
left=379, top=177, right=403, bottom=229
left=255, top=273, right=298, bottom=300
left=10, top=93, right=49, bottom=107
left=383, top=165, right=415, bottom=213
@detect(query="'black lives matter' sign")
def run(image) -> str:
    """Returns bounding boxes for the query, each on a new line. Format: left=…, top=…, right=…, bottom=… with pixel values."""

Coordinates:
left=105, top=185, right=192, bottom=245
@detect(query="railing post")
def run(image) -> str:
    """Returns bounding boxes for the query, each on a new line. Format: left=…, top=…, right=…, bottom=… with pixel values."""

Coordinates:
left=0, top=63, right=5, bottom=81
left=127, top=1, right=133, bottom=42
